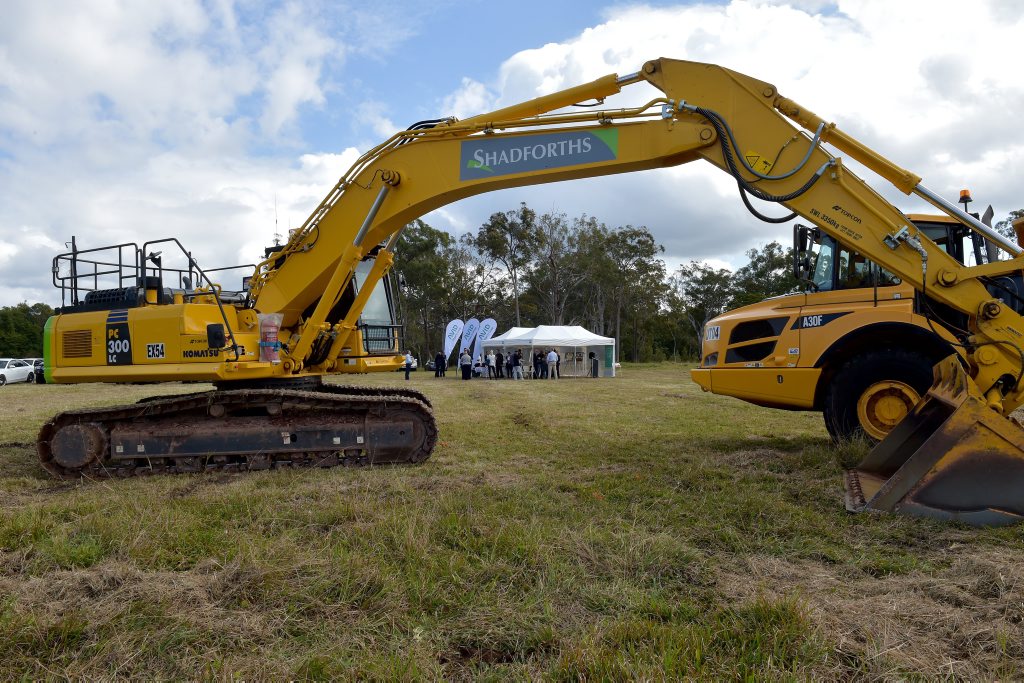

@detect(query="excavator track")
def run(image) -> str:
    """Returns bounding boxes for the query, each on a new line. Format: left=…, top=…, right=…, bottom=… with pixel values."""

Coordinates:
left=37, top=386, right=436, bottom=479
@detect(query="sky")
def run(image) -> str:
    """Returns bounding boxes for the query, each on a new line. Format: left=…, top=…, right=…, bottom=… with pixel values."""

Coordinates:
left=2, top=0, right=1023, bottom=307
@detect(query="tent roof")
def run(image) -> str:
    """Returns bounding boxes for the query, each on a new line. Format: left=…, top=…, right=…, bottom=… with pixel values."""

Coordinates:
left=487, top=326, right=532, bottom=342
left=482, top=325, right=614, bottom=348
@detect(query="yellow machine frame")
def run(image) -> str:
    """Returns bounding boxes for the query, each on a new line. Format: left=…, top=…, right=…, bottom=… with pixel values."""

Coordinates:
left=45, top=58, right=1024, bottom=523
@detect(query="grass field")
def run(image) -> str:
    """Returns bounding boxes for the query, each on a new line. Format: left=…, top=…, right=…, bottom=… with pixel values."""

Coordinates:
left=1, top=363, right=1023, bottom=679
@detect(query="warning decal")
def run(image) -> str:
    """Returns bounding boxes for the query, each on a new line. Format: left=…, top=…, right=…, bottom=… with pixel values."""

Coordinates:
left=744, top=151, right=774, bottom=174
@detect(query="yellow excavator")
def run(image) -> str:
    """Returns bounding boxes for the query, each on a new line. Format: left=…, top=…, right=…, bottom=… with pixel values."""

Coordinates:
left=42, top=58, right=1024, bottom=525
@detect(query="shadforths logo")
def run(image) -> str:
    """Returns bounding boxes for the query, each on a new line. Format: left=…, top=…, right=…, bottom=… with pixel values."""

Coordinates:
left=460, top=129, right=618, bottom=181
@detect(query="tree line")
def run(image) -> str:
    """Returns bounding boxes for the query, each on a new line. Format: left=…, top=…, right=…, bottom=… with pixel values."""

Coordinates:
left=7, top=207, right=1020, bottom=362
left=0, top=303, right=53, bottom=357
left=393, top=203, right=801, bottom=364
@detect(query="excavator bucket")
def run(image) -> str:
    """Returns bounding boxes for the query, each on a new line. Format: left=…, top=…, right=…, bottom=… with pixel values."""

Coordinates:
left=845, top=355, right=1024, bottom=526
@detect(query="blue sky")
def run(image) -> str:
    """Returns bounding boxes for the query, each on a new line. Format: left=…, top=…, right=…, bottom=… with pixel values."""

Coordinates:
left=1, top=0, right=1022, bottom=306
left=290, top=2, right=641, bottom=150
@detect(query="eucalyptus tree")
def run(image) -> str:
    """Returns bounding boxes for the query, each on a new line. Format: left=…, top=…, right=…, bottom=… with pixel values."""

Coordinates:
left=671, top=261, right=735, bottom=354
left=468, top=203, right=540, bottom=326
left=570, top=216, right=616, bottom=335
left=605, top=225, right=664, bottom=360
left=526, top=211, right=591, bottom=325
left=729, top=241, right=800, bottom=308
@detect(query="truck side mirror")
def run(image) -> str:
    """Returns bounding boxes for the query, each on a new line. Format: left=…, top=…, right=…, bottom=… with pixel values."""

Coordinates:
left=793, top=224, right=815, bottom=281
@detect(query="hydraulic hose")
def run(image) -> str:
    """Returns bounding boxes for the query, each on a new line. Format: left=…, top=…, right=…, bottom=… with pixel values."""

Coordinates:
left=682, top=103, right=830, bottom=223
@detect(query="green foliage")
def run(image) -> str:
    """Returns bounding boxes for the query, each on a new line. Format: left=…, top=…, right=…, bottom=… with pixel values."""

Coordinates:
left=671, top=261, right=735, bottom=356
left=391, top=208, right=807, bottom=365
left=393, top=219, right=502, bottom=360
left=393, top=207, right=670, bottom=363
left=994, top=208, right=1024, bottom=241
left=729, top=241, right=801, bottom=308
left=525, top=211, right=580, bottom=326
left=393, top=220, right=457, bottom=360
left=468, top=203, right=540, bottom=326
left=0, top=302, right=52, bottom=357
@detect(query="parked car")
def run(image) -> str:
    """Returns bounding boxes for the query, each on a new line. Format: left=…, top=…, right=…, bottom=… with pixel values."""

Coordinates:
left=26, top=358, right=45, bottom=384
left=0, top=358, right=34, bottom=385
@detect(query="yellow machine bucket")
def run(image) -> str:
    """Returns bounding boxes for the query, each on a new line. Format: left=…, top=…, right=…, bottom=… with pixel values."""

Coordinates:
left=845, top=355, right=1024, bottom=526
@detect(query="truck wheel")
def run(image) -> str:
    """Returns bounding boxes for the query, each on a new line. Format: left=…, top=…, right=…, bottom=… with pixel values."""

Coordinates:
left=823, top=349, right=934, bottom=443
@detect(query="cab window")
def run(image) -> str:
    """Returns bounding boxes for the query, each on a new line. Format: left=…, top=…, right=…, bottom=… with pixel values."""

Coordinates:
left=806, top=234, right=900, bottom=290
left=353, top=260, right=396, bottom=324
left=810, top=237, right=836, bottom=291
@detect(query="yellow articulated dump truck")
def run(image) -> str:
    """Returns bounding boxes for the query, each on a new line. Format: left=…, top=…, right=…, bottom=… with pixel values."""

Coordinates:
left=692, top=212, right=1022, bottom=443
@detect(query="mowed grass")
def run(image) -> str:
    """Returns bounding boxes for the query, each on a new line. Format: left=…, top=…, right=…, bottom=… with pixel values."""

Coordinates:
left=1, top=364, right=1023, bottom=679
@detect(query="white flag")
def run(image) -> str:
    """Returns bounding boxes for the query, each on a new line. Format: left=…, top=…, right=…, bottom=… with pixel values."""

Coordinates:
left=461, top=318, right=480, bottom=362
left=443, top=319, right=465, bottom=364
left=474, top=318, right=497, bottom=362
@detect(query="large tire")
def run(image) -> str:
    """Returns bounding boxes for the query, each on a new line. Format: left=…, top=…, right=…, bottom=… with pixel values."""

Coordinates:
left=823, top=349, right=934, bottom=443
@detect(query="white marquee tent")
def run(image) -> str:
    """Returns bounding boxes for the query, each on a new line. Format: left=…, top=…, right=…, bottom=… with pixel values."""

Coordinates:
left=481, top=325, right=616, bottom=377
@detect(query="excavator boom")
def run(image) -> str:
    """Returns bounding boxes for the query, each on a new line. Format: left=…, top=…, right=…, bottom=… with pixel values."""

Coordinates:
left=40, top=58, right=1024, bottom=524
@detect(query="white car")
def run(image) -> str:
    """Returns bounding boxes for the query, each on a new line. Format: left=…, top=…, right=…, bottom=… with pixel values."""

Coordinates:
left=0, top=358, right=34, bottom=385
left=23, top=358, right=44, bottom=383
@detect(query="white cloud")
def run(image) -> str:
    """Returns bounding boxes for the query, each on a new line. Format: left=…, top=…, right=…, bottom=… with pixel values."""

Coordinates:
left=442, top=78, right=496, bottom=119
left=436, top=0, right=1024, bottom=266
left=0, top=2, right=254, bottom=150
left=1, top=145, right=360, bottom=306
left=3, top=0, right=1024, bottom=310
left=0, top=0, right=345, bottom=153
left=355, top=101, right=400, bottom=140
left=0, top=0, right=357, bottom=306
left=256, top=2, right=336, bottom=138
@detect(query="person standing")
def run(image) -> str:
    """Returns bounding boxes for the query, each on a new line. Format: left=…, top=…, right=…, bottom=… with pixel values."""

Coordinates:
left=404, top=350, right=414, bottom=381
left=434, top=350, right=445, bottom=378
left=512, top=349, right=524, bottom=380
left=495, top=350, right=505, bottom=379
left=589, top=351, right=599, bottom=378
left=505, top=351, right=514, bottom=379
left=460, top=348, right=473, bottom=380
left=546, top=348, right=559, bottom=379
left=486, top=350, right=497, bottom=379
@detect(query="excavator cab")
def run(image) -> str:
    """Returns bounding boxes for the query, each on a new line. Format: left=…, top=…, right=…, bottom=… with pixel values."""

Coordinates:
left=349, top=260, right=406, bottom=359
